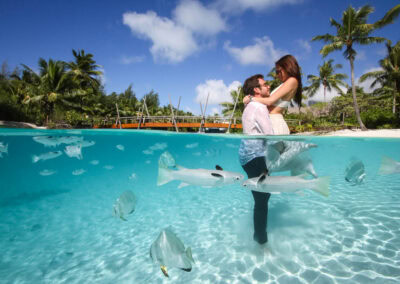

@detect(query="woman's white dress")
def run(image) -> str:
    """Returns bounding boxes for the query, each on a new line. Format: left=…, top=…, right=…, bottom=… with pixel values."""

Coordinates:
left=269, top=84, right=290, bottom=135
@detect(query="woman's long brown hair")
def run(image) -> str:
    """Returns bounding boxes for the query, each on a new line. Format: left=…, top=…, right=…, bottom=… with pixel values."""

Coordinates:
left=275, top=54, right=302, bottom=106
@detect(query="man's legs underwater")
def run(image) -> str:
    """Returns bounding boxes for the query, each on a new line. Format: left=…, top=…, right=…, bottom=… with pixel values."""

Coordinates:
left=242, top=156, right=271, bottom=244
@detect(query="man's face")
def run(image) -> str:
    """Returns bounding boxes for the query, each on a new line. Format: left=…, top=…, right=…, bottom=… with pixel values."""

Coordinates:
left=256, top=78, right=269, bottom=97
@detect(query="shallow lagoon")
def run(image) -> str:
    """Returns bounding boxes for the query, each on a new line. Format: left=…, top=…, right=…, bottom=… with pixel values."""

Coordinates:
left=0, top=129, right=399, bottom=283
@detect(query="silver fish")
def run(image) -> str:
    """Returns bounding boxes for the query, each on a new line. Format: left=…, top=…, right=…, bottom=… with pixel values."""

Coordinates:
left=32, top=151, right=62, bottom=163
left=0, top=142, right=8, bottom=158
left=72, top=169, right=86, bottom=176
left=344, top=158, right=366, bottom=185
left=113, top=190, right=136, bottom=221
left=378, top=156, right=400, bottom=175
left=33, top=136, right=83, bottom=147
left=74, top=140, right=95, bottom=148
left=157, top=152, right=244, bottom=188
left=267, top=141, right=317, bottom=173
left=39, top=169, right=57, bottom=176
left=150, top=228, right=194, bottom=278
left=116, top=144, right=125, bottom=151
left=242, top=173, right=330, bottom=197
left=64, top=145, right=82, bottom=160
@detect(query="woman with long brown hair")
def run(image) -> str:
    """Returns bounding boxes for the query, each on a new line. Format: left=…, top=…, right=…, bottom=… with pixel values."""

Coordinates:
left=244, top=54, right=302, bottom=135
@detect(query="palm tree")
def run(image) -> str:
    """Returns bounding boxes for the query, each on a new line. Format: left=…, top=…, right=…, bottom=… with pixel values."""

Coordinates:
left=68, top=49, right=102, bottom=89
left=306, top=59, right=348, bottom=102
left=360, top=40, right=400, bottom=114
left=21, top=58, right=74, bottom=124
left=220, top=86, right=245, bottom=117
left=312, top=4, right=400, bottom=130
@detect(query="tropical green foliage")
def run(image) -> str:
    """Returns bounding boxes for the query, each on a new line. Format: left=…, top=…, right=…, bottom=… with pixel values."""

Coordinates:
left=0, top=50, right=193, bottom=127
left=305, top=59, right=348, bottom=102
left=312, top=4, right=400, bottom=130
left=360, top=40, right=400, bottom=115
left=220, top=86, right=245, bottom=117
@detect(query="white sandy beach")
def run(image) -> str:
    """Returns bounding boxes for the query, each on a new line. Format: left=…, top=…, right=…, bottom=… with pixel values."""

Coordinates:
left=322, top=129, right=400, bottom=138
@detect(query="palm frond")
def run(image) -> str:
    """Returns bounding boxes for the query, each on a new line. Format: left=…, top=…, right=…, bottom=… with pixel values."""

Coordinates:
left=374, top=4, right=400, bottom=29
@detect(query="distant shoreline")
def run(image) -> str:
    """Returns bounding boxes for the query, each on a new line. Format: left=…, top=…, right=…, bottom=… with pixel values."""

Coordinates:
left=0, top=121, right=46, bottom=129
left=1, top=120, right=400, bottom=138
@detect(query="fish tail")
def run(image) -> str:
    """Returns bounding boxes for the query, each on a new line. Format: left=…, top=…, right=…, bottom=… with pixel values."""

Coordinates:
left=157, top=167, right=174, bottom=186
left=186, top=247, right=195, bottom=263
left=378, top=156, right=398, bottom=175
left=311, top=176, right=330, bottom=197
left=32, top=155, right=39, bottom=163
left=158, top=151, right=176, bottom=168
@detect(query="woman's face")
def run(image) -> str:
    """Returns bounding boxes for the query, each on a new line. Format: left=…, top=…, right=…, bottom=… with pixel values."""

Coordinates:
left=275, top=65, right=289, bottom=82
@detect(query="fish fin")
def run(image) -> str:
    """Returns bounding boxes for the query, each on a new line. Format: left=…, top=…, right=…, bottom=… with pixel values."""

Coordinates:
left=215, top=165, right=223, bottom=171
left=178, top=182, right=189, bottom=189
left=211, top=173, right=223, bottom=178
left=157, top=167, right=174, bottom=186
left=296, top=173, right=309, bottom=179
left=378, top=156, right=398, bottom=175
left=32, top=155, right=39, bottom=163
left=161, top=265, right=169, bottom=277
left=186, top=247, right=195, bottom=263
left=257, top=173, right=267, bottom=185
left=180, top=268, right=192, bottom=272
left=311, top=176, right=330, bottom=197
left=120, top=216, right=127, bottom=221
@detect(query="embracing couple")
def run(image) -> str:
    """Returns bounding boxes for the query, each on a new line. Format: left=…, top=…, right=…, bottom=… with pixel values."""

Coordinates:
left=239, top=54, right=302, bottom=245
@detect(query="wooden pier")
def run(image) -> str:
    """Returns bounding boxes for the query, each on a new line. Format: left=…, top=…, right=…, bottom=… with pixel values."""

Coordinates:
left=93, top=115, right=301, bottom=132
left=94, top=116, right=243, bottom=131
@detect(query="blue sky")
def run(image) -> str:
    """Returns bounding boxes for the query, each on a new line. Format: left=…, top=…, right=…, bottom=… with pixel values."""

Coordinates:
left=1, top=0, right=399, bottom=115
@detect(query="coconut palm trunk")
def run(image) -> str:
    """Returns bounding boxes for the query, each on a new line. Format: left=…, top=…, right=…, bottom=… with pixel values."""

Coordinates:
left=349, top=58, right=366, bottom=130
left=394, top=89, right=397, bottom=114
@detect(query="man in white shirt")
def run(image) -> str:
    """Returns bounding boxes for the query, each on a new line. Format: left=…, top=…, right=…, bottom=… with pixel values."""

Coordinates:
left=239, top=74, right=274, bottom=244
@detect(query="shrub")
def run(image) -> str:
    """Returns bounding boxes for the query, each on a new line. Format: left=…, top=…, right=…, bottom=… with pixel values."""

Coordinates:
left=361, top=109, right=396, bottom=129
left=65, top=110, right=85, bottom=127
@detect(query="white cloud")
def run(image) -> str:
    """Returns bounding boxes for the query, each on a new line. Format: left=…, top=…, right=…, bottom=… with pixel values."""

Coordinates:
left=224, top=36, right=284, bottom=66
left=357, top=67, right=382, bottom=93
left=356, top=50, right=366, bottom=61
left=214, top=0, right=303, bottom=13
left=211, top=107, right=221, bottom=115
left=123, top=11, right=198, bottom=63
left=296, top=39, right=311, bottom=53
left=120, top=55, right=145, bottom=64
left=173, top=0, right=227, bottom=36
left=122, top=1, right=227, bottom=63
left=99, top=67, right=106, bottom=85
left=195, top=80, right=241, bottom=106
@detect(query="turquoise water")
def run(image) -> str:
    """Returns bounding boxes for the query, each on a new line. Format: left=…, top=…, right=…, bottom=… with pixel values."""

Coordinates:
left=0, top=129, right=399, bottom=283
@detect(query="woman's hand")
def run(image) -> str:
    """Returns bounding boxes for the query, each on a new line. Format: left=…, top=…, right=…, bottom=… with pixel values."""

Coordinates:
left=243, top=95, right=251, bottom=105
